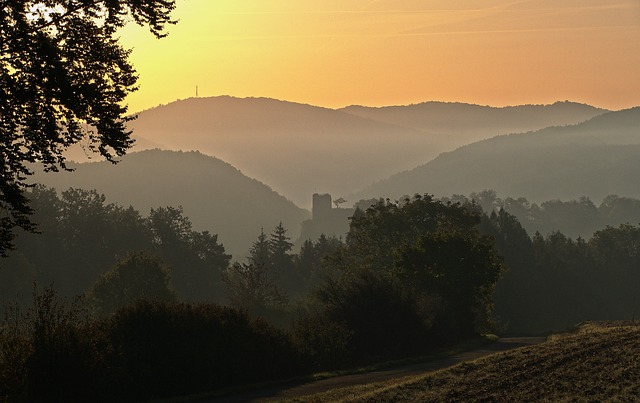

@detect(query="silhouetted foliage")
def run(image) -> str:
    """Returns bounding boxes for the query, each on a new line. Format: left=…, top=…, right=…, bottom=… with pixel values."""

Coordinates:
left=222, top=261, right=287, bottom=316
left=0, top=288, right=304, bottom=401
left=395, top=230, right=504, bottom=337
left=336, top=195, right=503, bottom=312
left=0, top=285, right=105, bottom=401
left=464, top=190, right=640, bottom=240
left=479, top=203, right=640, bottom=333
left=296, top=271, right=434, bottom=367
left=88, top=252, right=177, bottom=316
left=5, top=184, right=640, bottom=399
left=294, top=234, right=343, bottom=295
left=106, top=301, right=302, bottom=400
left=296, top=195, right=505, bottom=364
left=147, top=206, right=231, bottom=301
left=334, top=194, right=481, bottom=274
left=222, top=225, right=293, bottom=316
left=1, top=186, right=230, bottom=303
left=0, top=0, right=176, bottom=256
left=248, top=228, right=271, bottom=267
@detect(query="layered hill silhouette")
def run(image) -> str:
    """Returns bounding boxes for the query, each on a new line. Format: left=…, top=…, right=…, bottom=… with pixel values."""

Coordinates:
left=340, top=101, right=606, bottom=147
left=355, top=107, right=640, bottom=203
left=119, top=96, right=430, bottom=207
left=33, top=149, right=309, bottom=258
left=65, top=97, right=605, bottom=207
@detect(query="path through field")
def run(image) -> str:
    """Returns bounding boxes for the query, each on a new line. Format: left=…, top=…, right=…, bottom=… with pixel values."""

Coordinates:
left=204, top=336, right=545, bottom=402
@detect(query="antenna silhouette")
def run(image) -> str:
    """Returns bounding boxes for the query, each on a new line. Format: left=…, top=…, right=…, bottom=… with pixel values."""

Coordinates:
left=195, top=85, right=199, bottom=97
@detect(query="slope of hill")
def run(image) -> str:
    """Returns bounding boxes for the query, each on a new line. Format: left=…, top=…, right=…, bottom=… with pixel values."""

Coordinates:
left=64, top=97, right=605, bottom=208
left=356, top=107, right=640, bottom=202
left=340, top=101, right=606, bottom=145
left=32, top=149, right=309, bottom=258
left=112, top=96, right=433, bottom=207
left=299, top=322, right=640, bottom=402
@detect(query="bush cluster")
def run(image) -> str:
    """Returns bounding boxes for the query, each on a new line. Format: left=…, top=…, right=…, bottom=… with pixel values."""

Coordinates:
left=292, top=272, right=435, bottom=369
left=0, top=287, right=303, bottom=401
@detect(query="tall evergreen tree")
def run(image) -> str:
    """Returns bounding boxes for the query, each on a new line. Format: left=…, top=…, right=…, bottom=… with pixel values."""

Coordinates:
left=249, top=228, right=271, bottom=268
left=269, top=222, right=294, bottom=270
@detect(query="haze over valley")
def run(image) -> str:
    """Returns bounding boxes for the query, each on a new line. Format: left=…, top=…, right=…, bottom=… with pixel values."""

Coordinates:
left=50, top=98, right=639, bottom=257
left=5, top=1, right=640, bottom=400
left=356, top=106, right=640, bottom=203
left=35, top=149, right=309, bottom=258
left=0, top=0, right=640, bottom=402
left=66, top=96, right=608, bottom=208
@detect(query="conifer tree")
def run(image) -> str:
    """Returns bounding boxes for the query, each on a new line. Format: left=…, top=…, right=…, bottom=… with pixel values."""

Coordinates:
left=269, top=222, right=294, bottom=271
left=249, top=228, right=271, bottom=268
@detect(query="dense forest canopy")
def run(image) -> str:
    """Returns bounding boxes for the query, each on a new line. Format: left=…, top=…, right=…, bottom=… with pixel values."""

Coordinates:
left=0, top=185, right=231, bottom=305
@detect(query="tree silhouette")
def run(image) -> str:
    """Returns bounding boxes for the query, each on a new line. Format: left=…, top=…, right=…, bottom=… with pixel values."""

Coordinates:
left=88, top=252, right=177, bottom=316
left=0, top=0, right=176, bottom=255
left=333, top=197, right=347, bottom=208
left=249, top=228, right=271, bottom=268
left=269, top=222, right=294, bottom=270
left=222, top=262, right=286, bottom=315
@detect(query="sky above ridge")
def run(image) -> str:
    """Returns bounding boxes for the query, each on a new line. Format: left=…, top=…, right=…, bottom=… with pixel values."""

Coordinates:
left=119, top=0, right=640, bottom=113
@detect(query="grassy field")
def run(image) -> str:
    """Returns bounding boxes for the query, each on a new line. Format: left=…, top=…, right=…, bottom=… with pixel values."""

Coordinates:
left=285, top=321, right=640, bottom=402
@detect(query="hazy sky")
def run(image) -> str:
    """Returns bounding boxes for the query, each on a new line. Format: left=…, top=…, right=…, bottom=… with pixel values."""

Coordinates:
left=120, top=0, right=640, bottom=113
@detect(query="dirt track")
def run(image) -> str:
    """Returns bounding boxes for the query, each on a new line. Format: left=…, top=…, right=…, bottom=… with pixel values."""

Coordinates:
left=203, top=337, right=545, bottom=402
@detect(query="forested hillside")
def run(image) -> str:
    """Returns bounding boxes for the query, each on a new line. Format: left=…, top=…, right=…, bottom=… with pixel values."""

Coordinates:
left=63, top=97, right=607, bottom=207
left=0, top=186, right=232, bottom=304
left=446, top=190, right=640, bottom=241
left=357, top=107, right=640, bottom=202
left=67, top=96, right=431, bottom=206
left=32, top=149, right=309, bottom=257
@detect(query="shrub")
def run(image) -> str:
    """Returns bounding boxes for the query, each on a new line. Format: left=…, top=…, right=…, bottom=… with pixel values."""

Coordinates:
left=106, top=300, right=304, bottom=399
left=87, top=252, right=177, bottom=316
left=0, top=285, right=108, bottom=402
left=0, top=287, right=305, bottom=401
left=294, top=271, right=435, bottom=368
left=0, top=301, right=31, bottom=400
left=291, top=312, right=352, bottom=370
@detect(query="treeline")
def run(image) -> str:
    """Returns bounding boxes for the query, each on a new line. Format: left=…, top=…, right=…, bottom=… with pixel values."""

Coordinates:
left=2, top=187, right=640, bottom=400
left=455, top=190, right=640, bottom=240
left=1, top=192, right=505, bottom=400
left=0, top=185, right=345, bottom=321
left=353, top=191, right=640, bottom=333
left=0, top=185, right=231, bottom=305
left=0, top=290, right=303, bottom=401
left=482, top=209, right=640, bottom=333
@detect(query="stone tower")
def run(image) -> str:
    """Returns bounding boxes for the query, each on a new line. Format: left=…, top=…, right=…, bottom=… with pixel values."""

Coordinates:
left=312, top=193, right=332, bottom=221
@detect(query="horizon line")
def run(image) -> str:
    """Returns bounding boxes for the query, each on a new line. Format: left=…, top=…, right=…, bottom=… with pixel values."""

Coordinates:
left=126, top=95, right=631, bottom=115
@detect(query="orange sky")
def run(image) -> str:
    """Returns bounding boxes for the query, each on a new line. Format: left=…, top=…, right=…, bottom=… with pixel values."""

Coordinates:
left=119, top=0, right=640, bottom=113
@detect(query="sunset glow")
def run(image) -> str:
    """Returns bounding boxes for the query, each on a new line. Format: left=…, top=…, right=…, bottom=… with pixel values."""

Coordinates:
left=119, top=0, right=640, bottom=113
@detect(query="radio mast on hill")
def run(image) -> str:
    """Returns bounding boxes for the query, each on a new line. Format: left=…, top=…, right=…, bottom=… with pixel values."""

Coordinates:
left=195, top=85, right=199, bottom=97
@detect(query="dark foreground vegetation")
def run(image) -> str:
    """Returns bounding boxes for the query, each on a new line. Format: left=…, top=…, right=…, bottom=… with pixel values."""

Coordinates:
left=0, top=288, right=303, bottom=401
left=293, top=321, right=640, bottom=402
left=1, top=187, right=640, bottom=400
left=0, top=193, right=505, bottom=401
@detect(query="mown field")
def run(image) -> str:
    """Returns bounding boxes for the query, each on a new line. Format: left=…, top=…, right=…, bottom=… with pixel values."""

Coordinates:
left=285, top=321, right=640, bottom=402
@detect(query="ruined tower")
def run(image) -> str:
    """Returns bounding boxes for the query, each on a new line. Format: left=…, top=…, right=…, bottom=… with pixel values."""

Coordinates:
left=312, top=193, right=332, bottom=222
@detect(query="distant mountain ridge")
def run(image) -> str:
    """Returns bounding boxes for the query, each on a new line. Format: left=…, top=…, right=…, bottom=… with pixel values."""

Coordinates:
left=123, top=96, right=432, bottom=208
left=354, top=107, right=640, bottom=203
left=33, top=149, right=310, bottom=258
left=64, top=96, right=607, bottom=207
left=340, top=101, right=607, bottom=145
